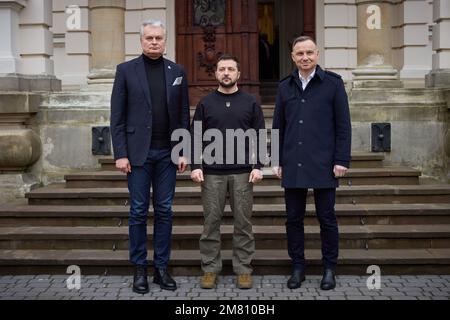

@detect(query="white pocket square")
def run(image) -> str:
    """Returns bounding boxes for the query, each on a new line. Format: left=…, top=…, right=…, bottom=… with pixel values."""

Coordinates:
left=172, top=77, right=183, bottom=86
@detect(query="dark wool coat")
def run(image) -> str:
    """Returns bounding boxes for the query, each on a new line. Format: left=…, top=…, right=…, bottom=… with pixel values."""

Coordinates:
left=272, top=65, right=352, bottom=188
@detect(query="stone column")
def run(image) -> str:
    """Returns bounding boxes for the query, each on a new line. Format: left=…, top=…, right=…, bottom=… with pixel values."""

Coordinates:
left=87, top=0, right=125, bottom=85
left=0, top=0, right=24, bottom=75
left=396, top=0, right=432, bottom=84
left=352, top=0, right=402, bottom=87
left=19, top=0, right=54, bottom=75
left=0, top=0, right=61, bottom=91
left=0, top=0, right=57, bottom=201
left=322, top=0, right=357, bottom=81
left=426, top=0, right=450, bottom=88
left=52, top=0, right=91, bottom=88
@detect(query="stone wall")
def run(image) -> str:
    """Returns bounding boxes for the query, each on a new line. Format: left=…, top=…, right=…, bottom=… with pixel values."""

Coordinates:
left=350, top=87, right=450, bottom=182
left=29, top=90, right=111, bottom=185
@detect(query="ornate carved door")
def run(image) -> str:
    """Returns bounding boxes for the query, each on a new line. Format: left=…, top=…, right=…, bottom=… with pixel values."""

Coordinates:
left=176, top=0, right=260, bottom=106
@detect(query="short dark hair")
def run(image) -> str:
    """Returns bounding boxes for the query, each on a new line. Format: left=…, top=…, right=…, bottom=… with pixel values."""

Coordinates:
left=216, top=54, right=240, bottom=71
left=292, top=36, right=317, bottom=50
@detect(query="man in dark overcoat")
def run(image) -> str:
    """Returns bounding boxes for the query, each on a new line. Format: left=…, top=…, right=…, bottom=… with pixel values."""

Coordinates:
left=272, top=36, right=352, bottom=290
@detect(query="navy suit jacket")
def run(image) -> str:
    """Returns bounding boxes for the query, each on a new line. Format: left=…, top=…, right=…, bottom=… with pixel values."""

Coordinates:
left=272, top=65, right=352, bottom=188
left=110, top=54, right=190, bottom=166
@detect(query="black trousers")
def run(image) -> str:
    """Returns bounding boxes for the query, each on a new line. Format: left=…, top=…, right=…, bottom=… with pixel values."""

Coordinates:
left=285, top=188, right=339, bottom=270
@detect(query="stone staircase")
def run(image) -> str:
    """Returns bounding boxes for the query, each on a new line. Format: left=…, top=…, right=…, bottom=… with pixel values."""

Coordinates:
left=1, top=151, right=450, bottom=276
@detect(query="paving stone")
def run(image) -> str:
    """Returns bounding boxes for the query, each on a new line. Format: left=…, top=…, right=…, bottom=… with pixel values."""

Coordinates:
left=379, top=291, right=406, bottom=296
left=427, top=283, right=446, bottom=288
left=167, top=297, right=191, bottom=300
left=433, top=295, right=450, bottom=300
left=401, top=276, right=418, bottom=280
left=217, top=291, right=235, bottom=297
left=262, top=292, right=277, bottom=297
left=104, top=283, right=131, bottom=288
left=358, top=289, right=381, bottom=295
left=400, top=290, right=426, bottom=296
left=36, top=296, right=58, bottom=300
left=199, top=293, right=224, bottom=298
left=385, top=276, right=402, bottom=281
left=1, top=275, right=449, bottom=300
left=0, top=278, right=18, bottom=284
left=318, top=291, right=345, bottom=296
left=185, top=292, right=199, bottom=297
left=276, top=292, right=302, bottom=297
left=4, top=296, right=26, bottom=300
left=237, top=293, right=261, bottom=298
left=340, top=290, right=363, bottom=296
left=384, top=282, right=405, bottom=288
left=298, top=292, right=317, bottom=297
left=259, top=288, right=283, bottom=293
left=214, top=288, right=234, bottom=293
left=346, top=296, right=373, bottom=300
left=372, top=296, right=392, bottom=300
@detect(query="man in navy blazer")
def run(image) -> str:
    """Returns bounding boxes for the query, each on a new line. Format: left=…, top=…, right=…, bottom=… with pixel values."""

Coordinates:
left=272, top=36, right=351, bottom=291
left=110, top=20, right=190, bottom=294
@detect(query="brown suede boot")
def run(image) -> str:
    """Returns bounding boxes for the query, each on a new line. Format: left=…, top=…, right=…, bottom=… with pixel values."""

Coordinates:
left=237, top=274, right=252, bottom=289
left=200, top=272, right=217, bottom=289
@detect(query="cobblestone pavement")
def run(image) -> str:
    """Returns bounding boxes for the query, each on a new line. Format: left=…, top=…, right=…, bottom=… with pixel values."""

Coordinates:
left=0, top=275, right=449, bottom=300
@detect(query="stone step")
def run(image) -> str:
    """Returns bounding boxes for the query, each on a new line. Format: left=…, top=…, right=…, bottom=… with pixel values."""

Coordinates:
left=261, top=96, right=276, bottom=104
left=1, top=248, right=450, bottom=275
left=260, top=81, right=278, bottom=90
left=1, top=203, right=449, bottom=227
left=64, top=167, right=420, bottom=188
left=25, top=184, right=450, bottom=206
left=350, top=88, right=448, bottom=106
left=1, top=224, right=450, bottom=251
left=98, top=152, right=385, bottom=170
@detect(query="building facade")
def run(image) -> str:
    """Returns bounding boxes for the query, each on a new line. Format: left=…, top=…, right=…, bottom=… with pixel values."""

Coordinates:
left=0, top=0, right=449, bottom=201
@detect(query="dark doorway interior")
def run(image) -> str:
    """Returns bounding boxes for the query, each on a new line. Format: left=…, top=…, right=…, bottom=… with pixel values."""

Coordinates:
left=258, top=2, right=279, bottom=81
left=258, top=0, right=309, bottom=103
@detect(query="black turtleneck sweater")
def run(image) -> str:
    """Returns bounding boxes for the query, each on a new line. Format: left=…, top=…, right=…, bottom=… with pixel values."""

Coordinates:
left=143, top=54, right=170, bottom=149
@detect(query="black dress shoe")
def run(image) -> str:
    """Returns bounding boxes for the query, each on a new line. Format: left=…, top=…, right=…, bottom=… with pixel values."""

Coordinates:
left=153, top=268, right=177, bottom=291
left=320, top=269, right=336, bottom=290
left=132, top=265, right=149, bottom=294
left=287, top=269, right=306, bottom=289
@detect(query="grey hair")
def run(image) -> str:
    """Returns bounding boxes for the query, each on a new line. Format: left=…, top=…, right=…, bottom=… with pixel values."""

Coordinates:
left=140, top=19, right=166, bottom=37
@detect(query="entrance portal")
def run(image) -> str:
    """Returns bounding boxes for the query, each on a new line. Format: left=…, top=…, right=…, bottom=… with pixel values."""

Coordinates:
left=175, top=0, right=315, bottom=105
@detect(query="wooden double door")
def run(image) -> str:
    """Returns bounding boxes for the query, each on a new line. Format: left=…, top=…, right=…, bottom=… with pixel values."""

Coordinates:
left=176, top=0, right=315, bottom=105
